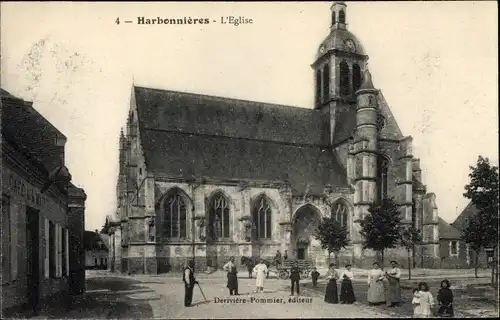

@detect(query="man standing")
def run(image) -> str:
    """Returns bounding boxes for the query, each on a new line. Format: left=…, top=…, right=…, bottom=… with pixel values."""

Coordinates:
left=290, top=260, right=301, bottom=296
left=183, top=260, right=198, bottom=307
left=275, top=250, right=282, bottom=269
left=283, top=250, right=288, bottom=261
left=223, top=256, right=239, bottom=295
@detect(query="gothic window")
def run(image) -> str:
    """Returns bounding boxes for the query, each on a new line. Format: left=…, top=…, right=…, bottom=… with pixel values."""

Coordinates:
left=377, top=157, right=390, bottom=202
left=331, top=11, right=336, bottom=25
left=339, top=10, right=346, bottom=24
left=339, top=61, right=350, bottom=96
left=252, top=196, right=272, bottom=239
left=163, top=193, right=187, bottom=238
left=332, top=202, right=349, bottom=236
left=352, top=64, right=362, bottom=92
left=322, top=64, right=330, bottom=102
left=315, top=69, right=322, bottom=104
left=208, top=194, right=230, bottom=240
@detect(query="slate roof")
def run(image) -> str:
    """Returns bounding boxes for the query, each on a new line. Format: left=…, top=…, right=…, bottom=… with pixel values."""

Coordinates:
left=451, top=201, right=480, bottom=231
left=134, top=86, right=350, bottom=195
left=1, top=88, right=66, bottom=174
left=438, top=217, right=461, bottom=240
left=134, top=86, right=329, bottom=146
left=84, top=231, right=109, bottom=251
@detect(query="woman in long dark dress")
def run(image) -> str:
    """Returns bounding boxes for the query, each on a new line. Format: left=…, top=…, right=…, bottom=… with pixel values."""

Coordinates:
left=339, top=264, right=356, bottom=304
left=324, top=263, right=339, bottom=304
left=437, top=279, right=454, bottom=317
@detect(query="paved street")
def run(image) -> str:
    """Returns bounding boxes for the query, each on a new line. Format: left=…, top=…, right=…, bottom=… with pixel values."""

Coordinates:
left=8, top=270, right=498, bottom=319
left=89, top=274, right=390, bottom=319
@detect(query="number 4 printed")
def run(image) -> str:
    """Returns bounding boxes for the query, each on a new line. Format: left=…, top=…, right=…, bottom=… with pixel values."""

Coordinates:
left=116, top=17, right=120, bottom=25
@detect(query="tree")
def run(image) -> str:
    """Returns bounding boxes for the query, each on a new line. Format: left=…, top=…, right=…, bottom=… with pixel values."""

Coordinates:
left=359, top=197, right=403, bottom=264
left=400, top=226, right=423, bottom=280
left=461, top=216, right=485, bottom=278
left=314, top=217, right=349, bottom=266
left=463, top=156, right=499, bottom=283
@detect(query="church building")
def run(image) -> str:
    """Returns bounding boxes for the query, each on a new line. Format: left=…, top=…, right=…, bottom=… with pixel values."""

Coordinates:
left=108, top=2, right=441, bottom=274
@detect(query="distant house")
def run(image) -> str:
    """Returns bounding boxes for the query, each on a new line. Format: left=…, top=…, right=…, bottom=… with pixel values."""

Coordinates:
left=451, top=202, right=495, bottom=269
left=84, top=230, right=109, bottom=269
left=438, top=218, right=466, bottom=268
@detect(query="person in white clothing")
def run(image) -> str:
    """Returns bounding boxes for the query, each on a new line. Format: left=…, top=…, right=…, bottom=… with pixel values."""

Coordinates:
left=252, top=259, right=268, bottom=293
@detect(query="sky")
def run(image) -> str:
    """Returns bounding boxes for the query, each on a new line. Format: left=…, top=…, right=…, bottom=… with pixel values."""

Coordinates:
left=1, top=1, right=498, bottom=231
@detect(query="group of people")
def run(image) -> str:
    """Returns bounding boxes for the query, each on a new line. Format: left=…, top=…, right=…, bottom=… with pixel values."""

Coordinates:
left=184, top=256, right=455, bottom=317
left=367, top=261, right=401, bottom=307
left=367, top=260, right=455, bottom=317
left=323, top=263, right=356, bottom=304
left=412, top=279, right=454, bottom=318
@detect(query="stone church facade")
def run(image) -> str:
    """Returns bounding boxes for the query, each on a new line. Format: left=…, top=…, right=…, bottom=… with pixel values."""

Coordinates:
left=108, top=2, right=441, bottom=274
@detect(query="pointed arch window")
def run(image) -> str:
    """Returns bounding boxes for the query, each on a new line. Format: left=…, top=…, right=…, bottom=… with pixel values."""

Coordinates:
left=339, top=61, right=350, bottom=96
left=322, top=64, right=330, bottom=102
left=252, top=196, right=272, bottom=240
left=332, top=201, right=349, bottom=233
left=377, top=157, right=390, bottom=202
left=339, top=10, right=346, bottom=24
left=208, top=194, right=230, bottom=240
left=163, top=193, right=187, bottom=238
left=331, top=11, right=336, bottom=25
left=315, top=69, right=322, bottom=104
left=352, top=64, right=362, bottom=93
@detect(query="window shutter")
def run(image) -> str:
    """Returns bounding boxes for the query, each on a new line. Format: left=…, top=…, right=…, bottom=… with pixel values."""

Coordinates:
left=57, top=225, right=62, bottom=277
left=65, top=229, right=69, bottom=276
left=10, top=204, right=18, bottom=280
left=56, top=224, right=60, bottom=277
left=45, top=218, right=50, bottom=279
left=53, top=223, right=58, bottom=277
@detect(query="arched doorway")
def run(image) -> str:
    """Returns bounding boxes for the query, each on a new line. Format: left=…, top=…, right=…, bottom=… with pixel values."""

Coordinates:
left=293, top=205, right=322, bottom=262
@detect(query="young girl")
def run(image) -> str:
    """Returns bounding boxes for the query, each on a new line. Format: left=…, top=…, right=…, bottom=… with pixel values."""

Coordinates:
left=437, top=279, right=454, bottom=317
left=415, top=282, right=434, bottom=318
left=412, top=288, right=421, bottom=317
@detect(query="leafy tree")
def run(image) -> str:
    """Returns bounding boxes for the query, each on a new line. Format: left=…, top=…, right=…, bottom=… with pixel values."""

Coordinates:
left=462, top=156, right=499, bottom=283
left=314, top=217, right=349, bottom=265
left=400, top=226, right=423, bottom=280
left=461, top=216, right=485, bottom=278
left=359, top=197, right=403, bottom=264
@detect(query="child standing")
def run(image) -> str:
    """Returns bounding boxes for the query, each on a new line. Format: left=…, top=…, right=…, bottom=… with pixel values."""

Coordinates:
left=415, top=282, right=434, bottom=318
left=311, top=267, right=320, bottom=288
left=437, top=279, right=454, bottom=317
left=412, top=288, right=421, bottom=318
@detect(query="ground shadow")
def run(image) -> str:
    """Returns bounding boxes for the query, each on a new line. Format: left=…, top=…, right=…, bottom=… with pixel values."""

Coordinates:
left=192, top=300, right=211, bottom=306
left=5, top=276, right=156, bottom=319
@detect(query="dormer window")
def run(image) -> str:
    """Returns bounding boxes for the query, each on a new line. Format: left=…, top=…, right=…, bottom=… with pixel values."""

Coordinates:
left=331, top=11, right=336, bottom=25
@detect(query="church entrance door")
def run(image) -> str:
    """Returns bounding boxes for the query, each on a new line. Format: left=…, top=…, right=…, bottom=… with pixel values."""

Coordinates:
left=293, top=205, right=322, bottom=263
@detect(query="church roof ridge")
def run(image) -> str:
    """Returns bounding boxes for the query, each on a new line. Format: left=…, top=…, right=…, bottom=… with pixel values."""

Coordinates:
left=132, top=85, right=314, bottom=112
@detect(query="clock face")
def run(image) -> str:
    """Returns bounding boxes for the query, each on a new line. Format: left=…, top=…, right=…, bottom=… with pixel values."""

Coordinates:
left=345, top=39, right=355, bottom=51
left=319, top=44, right=326, bottom=54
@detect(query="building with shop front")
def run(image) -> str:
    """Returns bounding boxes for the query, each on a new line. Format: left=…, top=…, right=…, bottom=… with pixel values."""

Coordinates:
left=1, top=88, right=87, bottom=315
left=109, top=2, right=443, bottom=274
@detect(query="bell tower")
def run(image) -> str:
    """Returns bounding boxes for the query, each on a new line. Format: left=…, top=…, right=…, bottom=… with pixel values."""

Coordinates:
left=312, top=1, right=369, bottom=144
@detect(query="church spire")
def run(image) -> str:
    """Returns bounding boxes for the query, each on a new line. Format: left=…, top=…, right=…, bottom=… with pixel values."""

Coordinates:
left=330, top=1, right=347, bottom=31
